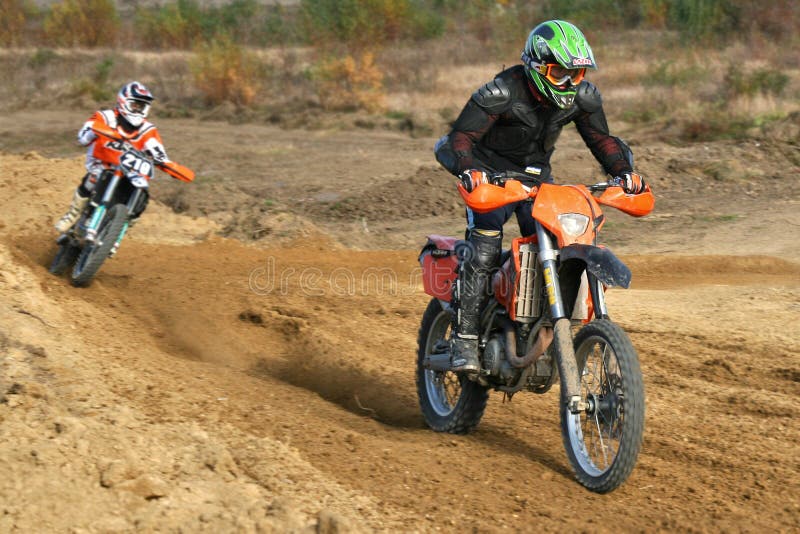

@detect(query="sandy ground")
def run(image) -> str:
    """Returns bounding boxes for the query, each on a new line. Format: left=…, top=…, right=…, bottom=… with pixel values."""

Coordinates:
left=0, top=110, right=799, bottom=532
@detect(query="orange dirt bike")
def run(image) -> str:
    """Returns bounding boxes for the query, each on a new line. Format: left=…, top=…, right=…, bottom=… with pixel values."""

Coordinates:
left=417, top=171, right=655, bottom=492
left=49, top=124, right=194, bottom=287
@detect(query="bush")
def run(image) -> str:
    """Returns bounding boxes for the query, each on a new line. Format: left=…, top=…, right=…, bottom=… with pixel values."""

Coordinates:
left=44, top=0, right=119, bottom=47
left=667, top=0, right=739, bottom=41
left=134, top=0, right=205, bottom=49
left=71, top=56, right=116, bottom=101
left=723, top=63, right=790, bottom=98
left=190, top=36, right=264, bottom=106
left=260, top=5, right=303, bottom=46
left=0, top=0, right=32, bottom=46
left=301, top=0, right=444, bottom=50
left=211, top=0, right=261, bottom=45
left=29, top=48, right=58, bottom=69
left=644, top=60, right=707, bottom=87
left=310, top=52, right=385, bottom=112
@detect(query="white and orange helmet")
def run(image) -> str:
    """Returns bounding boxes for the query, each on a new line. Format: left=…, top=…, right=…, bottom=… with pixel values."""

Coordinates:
left=116, top=81, right=154, bottom=128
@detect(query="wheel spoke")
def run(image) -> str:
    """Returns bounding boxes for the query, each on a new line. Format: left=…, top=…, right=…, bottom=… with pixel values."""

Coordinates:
left=572, top=335, right=627, bottom=474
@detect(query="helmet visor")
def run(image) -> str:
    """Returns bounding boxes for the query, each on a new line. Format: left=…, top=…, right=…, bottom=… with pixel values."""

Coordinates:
left=536, top=64, right=586, bottom=86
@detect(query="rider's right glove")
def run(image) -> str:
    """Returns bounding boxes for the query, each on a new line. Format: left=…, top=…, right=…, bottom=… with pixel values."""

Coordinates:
left=611, top=172, right=647, bottom=194
left=459, top=169, right=489, bottom=192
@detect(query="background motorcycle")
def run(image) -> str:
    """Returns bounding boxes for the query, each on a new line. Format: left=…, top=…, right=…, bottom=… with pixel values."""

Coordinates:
left=417, top=171, right=654, bottom=492
left=49, top=125, right=194, bottom=286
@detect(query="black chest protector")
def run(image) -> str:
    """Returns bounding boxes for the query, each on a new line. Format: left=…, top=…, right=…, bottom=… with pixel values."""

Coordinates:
left=468, top=65, right=590, bottom=176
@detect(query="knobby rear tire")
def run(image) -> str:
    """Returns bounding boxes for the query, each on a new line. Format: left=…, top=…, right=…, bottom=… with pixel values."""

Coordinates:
left=560, top=319, right=645, bottom=493
left=71, top=204, right=128, bottom=287
left=416, top=298, right=489, bottom=434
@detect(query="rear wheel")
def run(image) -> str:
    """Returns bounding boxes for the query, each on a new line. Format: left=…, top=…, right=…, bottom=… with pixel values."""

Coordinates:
left=416, top=298, right=488, bottom=433
left=560, top=319, right=645, bottom=493
left=71, top=205, right=128, bottom=287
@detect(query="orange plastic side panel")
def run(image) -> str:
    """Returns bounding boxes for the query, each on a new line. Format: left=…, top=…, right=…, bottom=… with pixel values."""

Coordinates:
left=597, top=186, right=655, bottom=217
left=159, top=161, right=195, bottom=182
left=421, top=253, right=458, bottom=301
left=531, top=184, right=599, bottom=247
left=459, top=180, right=533, bottom=213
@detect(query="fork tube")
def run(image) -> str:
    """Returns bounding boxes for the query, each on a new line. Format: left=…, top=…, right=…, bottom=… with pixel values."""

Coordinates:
left=588, top=272, right=609, bottom=320
left=535, top=221, right=566, bottom=320
left=101, top=174, right=120, bottom=204
left=126, top=188, right=142, bottom=217
left=537, top=221, right=583, bottom=413
left=86, top=205, right=106, bottom=232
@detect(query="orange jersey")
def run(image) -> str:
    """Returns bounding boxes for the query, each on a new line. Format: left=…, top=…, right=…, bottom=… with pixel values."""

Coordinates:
left=78, top=110, right=169, bottom=172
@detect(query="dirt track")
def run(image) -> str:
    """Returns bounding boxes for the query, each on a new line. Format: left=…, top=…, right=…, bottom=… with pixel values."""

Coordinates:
left=1, top=122, right=799, bottom=532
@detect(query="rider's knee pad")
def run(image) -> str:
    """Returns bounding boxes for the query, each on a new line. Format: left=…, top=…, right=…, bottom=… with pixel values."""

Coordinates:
left=468, top=231, right=502, bottom=272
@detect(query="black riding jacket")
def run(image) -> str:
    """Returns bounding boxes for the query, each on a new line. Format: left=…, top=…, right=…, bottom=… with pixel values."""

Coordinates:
left=435, top=65, right=632, bottom=183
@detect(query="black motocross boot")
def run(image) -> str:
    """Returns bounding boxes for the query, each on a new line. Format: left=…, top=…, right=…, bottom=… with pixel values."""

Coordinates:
left=451, top=231, right=502, bottom=373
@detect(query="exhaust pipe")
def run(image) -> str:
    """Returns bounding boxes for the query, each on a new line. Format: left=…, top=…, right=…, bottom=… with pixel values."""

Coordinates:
left=423, top=352, right=452, bottom=372
left=500, top=317, right=553, bottom=369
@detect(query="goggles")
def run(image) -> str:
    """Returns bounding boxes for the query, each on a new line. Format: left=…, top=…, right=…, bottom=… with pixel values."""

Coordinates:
left=533, top=63, right=586, bottom=86
left=127, top=100, right=149, bottom=113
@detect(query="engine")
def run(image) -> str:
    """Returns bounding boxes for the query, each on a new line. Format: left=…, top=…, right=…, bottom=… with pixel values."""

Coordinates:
left=481, top=334, right=518, bottom=384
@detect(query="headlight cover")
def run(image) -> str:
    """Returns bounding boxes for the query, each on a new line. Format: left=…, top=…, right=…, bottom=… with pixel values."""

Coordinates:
left=558, top=213, right=590, bottom=237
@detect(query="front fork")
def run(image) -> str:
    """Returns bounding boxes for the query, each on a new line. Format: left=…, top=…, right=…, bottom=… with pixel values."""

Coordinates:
left=535, top=221, right=587, bottom=414
left=84, top=173, right=120, bottom=242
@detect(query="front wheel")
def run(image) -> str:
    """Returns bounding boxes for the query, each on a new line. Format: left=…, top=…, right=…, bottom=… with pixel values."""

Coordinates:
left=560, top=319, right=645, bottom=493
left=71, top=204, right=128, bottom=287
left=416, top=298, right=489, bottom=434
left=49, top=239, right=80, bottom=275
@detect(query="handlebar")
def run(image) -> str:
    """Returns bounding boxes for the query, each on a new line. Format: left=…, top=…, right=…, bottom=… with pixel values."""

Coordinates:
left=488, top=171, right=614, bottom=193
left=488, top=170, right=543, bottom=187
left=588, top=182, right=612, bottom=192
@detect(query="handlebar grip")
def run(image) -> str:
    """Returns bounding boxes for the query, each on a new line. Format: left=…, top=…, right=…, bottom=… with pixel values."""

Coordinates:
left=489, top=174, right=507, bottom=186
left=490, top=170, right=542, bottom=187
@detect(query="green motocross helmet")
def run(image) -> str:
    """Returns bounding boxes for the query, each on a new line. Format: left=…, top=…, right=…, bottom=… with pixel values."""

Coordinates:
left=521, top=20, right=597, bottom=109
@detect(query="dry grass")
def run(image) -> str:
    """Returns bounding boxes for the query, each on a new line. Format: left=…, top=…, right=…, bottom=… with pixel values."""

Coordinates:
left=0, top=29, right=797, bottom=142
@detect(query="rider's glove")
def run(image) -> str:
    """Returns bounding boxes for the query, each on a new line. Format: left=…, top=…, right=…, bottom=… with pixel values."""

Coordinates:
left=459, top=169, right=489, bottom=193
left=611, top=172, right=647, bottom=194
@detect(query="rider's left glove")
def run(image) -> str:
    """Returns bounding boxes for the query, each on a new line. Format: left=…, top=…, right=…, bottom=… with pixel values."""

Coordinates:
left=459, top=169, right=489, bottom=193
left=611, top=172, right=647, bottom=194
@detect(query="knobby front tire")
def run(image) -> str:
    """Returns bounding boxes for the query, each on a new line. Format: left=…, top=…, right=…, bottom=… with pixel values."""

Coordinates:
left=49, top=241, right=80, bottom=275
left=560, top=319, right=645, bottom=493
left=71, top=205, right=128, bottom=287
